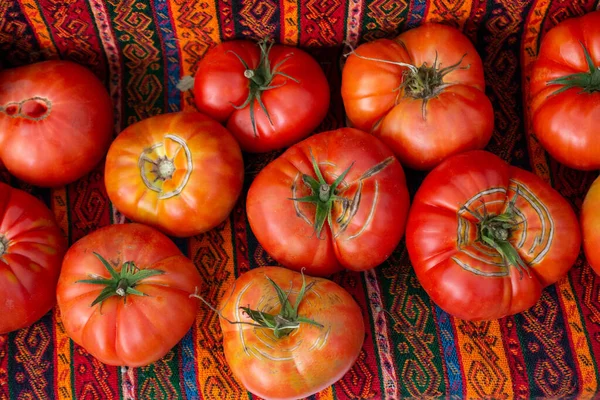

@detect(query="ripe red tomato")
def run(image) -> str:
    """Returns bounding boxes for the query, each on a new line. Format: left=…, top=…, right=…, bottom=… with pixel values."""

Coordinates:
left=341, top=23, right=493, bottom=170
left=246, top=128, right=410, bottom=276
left=104, top=112, right=244, bottom=237
left=192, top=39, right=330, bottom=153
left=56, top=223, right=202, bottom=367
left=582, top=175, right=600, bottom=274
left=210, top=266, right=364, bottom=400
left=0, top=60, right=113, bottom=187
left=0, top=182, right=67, bottom=334
left=530, top=11, right=600, bottom=170
left=406, top=150, right=580, bottom=321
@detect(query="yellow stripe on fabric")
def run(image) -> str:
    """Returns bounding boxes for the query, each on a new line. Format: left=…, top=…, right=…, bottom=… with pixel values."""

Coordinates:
left=167, top=0, right=221, bottom=110
left=454, top=319, right=514, bottom=398
left=556, top=278, right=597, bottom=399
left=281, top=0, right=299, bottom=45
left=423, top=0, right=473, bottom=29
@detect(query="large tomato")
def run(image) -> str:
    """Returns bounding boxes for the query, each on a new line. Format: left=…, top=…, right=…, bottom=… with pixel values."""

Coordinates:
left=582, top=175, right=600, bottom=274
left=530, top=11, right=600, bottom=170
left=0, top=182, right=67, bottom=334
left=208, top=266, right=364, bottom=400
left=105, top=112, right=244, bottom=237
left=246, top=128, right=410, bottom=276
left=341, top=23, right=493, bottom=170
left=0, top=60, right=113, bottom=187
left=192, top=39, right=330, bottom=153
left=56, top=223, right=202, bottom=367
left=406, top=150, right=580, bottom=321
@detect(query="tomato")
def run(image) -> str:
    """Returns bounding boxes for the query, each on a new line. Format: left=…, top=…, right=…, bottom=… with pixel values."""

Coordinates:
left=406, top=150, right=580, bottom=321
left=0, top=60, right=113, bottom=187
left=207, top=266, right=364, bottom=400
left=246, top=127, right=410, bottom=276
left=56, top=223, right=202, bottom=367
left=105, top=112, right=244, bottom=238
left=341, top=23, right=494, bottom=170
left=582, top=175, right=600, bottom=274
left=529, top=11, right=600, bottom=170
left=192, top=39, right=330, bottom=153
left=0, top=182, right=67, bottom=334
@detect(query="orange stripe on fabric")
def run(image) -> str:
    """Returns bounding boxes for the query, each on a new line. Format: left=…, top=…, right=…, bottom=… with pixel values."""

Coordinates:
left=556, top=278, right=597, bottom=399
left=19, top=0, right=57, bottom=56
left=423, top=0, right=473, bottom=29
left=455, top=320, right=514, bottom=398
left=167, top=0, right=221, bottom=110
left=53, top=308, right=73, bottom=400
left=281, top=0, right=299, bottom=45
left=315, top=387, right=335, bottom=400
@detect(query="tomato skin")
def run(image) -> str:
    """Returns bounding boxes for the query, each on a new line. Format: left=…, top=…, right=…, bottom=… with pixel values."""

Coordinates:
left=218, top=266, right=364, bottom=400
left=406, top=150, right=580, bottom=321
left=341, top=23, right=493, bottom=170
left=0, top=182, right=67, bottom=334
left=582, top=175, right=600, bottom=274
left=56, top=223, right=202, bottom=367
left=193, top=40, right=330, bottom=153
left=105, top=112, right=244, bottom=238
left=0, top=60, right=113, bottom=187
left=246, top=128, right=410, bottom=276
left=529, top=11, right=600, bottom=170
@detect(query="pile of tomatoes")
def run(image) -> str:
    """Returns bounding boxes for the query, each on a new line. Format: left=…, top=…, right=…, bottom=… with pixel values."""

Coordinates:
left=1, top=12, right=600, bottom=400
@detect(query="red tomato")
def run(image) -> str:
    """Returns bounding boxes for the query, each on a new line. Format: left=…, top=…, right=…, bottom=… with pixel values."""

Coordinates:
left=582, top=175, right=600, bottom=274
left=105, top=112, right=244, bottom=237
left=212, top=266, right=364, bottom=400
left=406, top=150, right=581, bottom=321
left=56, top=223, right=202, bottom=367
left=530, top=11, right=600, bottom=170
left=193, top=39, right=330, bottom=153
left=0, top=60, right=113, bottom=187
left=341, top=23, right=493, bottom=170
left=246, top=128, right=410, bottom=276
left=0, top=182, right=67, bottom=334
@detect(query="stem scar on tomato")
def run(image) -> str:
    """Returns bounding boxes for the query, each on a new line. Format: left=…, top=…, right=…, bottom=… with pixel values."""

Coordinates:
left=191, top=269, right=323, bottom=339
left=343, top=42, right=469, bottom=120
left=460, top=187, right=530, bottom=278
left=547, top=41, right=600, bottom=95
left=76, top=252, right=165, bottom=308
left=226, top=37, right=300, bottom=138
left=0, top=235, right=8, bottom=259
left=0, top=97, right=52, bottom=121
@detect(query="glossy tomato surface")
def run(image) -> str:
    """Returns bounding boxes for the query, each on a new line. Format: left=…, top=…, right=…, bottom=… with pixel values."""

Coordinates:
left=530, top=11, right=600, bottom=170
left=246, top=128, right=410, bottom=276
left=218, top=266, right=364, bottom=400
left=406, top=150, right=580, bottom=321
left=105, top=112, right=244, bottom=237
left=582, top=175, right=600, bottom=274
left=0, top=60, right=113, bottom=187
left=193, top=40, right=330, bottom=153
left=0, top=182, right=67, bottom=333
left=56, top=223, right=202, bottom=367
left=341, top=23, right=493, bottom=170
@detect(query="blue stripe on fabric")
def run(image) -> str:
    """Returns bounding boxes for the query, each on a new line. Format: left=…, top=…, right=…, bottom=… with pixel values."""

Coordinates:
left=435, top=305, right=463, bottom=398
left=154, top=0, right=182, bottom=112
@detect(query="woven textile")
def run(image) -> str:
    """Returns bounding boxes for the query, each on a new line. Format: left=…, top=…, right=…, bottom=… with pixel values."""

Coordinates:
left=1, top=0, right=600, bottom=398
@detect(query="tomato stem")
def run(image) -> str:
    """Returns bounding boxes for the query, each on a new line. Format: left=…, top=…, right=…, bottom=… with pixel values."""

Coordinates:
left=547, top=41, right=600, bottom=94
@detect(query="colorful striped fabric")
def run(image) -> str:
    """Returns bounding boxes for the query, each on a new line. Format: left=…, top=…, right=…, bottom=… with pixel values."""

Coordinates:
left=1, top=0, right=600, bottom=398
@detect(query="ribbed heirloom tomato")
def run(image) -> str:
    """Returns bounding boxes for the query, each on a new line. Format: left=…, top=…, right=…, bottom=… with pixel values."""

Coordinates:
left=582, top=175, right=600, bottom=274
left=192, top=39, right=330, bottom=153
left=206, top=266, right=364, bottom=400
left=530, top=11, right=600, bottom=170
left=0, top=60, right=113, bottom=187
left=0, top=182, right=67, bottom=334
left=406, top=151, right=580, bottom=321
left=246, top=128, right=410, bottom=276
left=341, top=23, right=494, bottom=170
left=105, top=112, right=244, bottom=237
left=56, top=223, right=202, bottom=367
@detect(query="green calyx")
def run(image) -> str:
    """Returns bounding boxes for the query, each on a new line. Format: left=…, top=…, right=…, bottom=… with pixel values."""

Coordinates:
left=229, top=38, right=299, bottom=137
left=548, top=41, right=600, bottom=94
left=77, top=252, right=165, bottom=307
left=463, top=190, right=530, bottom=278
left=290, top=151, right=355, bottom=238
